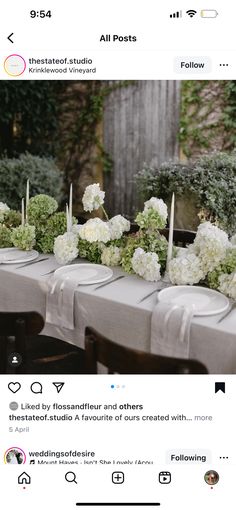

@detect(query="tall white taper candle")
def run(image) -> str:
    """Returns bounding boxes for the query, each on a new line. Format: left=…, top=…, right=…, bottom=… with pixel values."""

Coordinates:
left=66, top=204, right=70, bottom=233
left=26, top=179, right=29, bottom=224
left=166, top=193, right=175, bottom=271
left=21, top=198, right=25, bottom=226
left=69, top=183, right=73, bottom=230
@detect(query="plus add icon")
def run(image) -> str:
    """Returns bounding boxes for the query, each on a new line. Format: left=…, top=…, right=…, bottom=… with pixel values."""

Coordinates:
left=112, top=471, right=125, bottom=484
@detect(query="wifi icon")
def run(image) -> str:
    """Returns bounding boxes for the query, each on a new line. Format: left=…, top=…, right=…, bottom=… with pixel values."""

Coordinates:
left=186, top=9, right=197, bottom=17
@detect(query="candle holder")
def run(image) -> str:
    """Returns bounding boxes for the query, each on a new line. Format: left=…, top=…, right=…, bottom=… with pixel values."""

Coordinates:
left=162, top=269, right=171, bottom=283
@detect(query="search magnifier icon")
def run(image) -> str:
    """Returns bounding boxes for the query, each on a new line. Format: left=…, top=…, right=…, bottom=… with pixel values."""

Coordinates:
left=65, top=471, right=77, bottom=484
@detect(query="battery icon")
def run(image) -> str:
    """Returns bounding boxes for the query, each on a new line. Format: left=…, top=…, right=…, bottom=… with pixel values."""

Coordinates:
left=201, top=9, right=218, bottom=18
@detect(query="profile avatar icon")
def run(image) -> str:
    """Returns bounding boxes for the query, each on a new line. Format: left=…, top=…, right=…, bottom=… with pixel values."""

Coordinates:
left=204, top=470, right=219, bottom=485
left=4, top=54, right=26, bottom=77
left=4, top=447, right=26, bottom=465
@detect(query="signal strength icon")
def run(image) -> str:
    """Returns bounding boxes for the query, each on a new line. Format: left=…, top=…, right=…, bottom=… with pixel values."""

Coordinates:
left=186, top=9, right=197, bottom=17
left=170, top=10, right=182, bottom=18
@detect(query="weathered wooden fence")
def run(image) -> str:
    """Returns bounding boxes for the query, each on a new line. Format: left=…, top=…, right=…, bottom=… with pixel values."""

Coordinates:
left=103, top=80, right=181, bottom=218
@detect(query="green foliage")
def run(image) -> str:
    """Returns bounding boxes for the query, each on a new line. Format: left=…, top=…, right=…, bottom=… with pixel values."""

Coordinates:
left=61, top=81, right=132, bottom=187
left=179, top=81, right=213, bottom=157
left=135, top=152, right=236, bottom=234
left=0, top=154, right=63, bottom=210
left=222, top=81, right=236, bottom=148
left=180, top=81, right=236, bottom=156
left=3, top=210, right=21, bottom=229
left=0, top=81, right=64, bottom=157
left=54, top=81, right=109, bottom=191
left=0, top=81, right=133, bottom=197
left=0, top=225, right=13, bottom=247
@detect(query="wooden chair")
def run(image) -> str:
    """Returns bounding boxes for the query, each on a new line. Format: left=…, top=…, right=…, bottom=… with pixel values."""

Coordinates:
left=0, top=311, right=43, bottom=374
left=85, top=327, right=208, bottom=374
left=129, top=224, right=196, bottom=247
left=160, top=228, right=196, bottom=247
left=0, top=311, right=85, bottom=374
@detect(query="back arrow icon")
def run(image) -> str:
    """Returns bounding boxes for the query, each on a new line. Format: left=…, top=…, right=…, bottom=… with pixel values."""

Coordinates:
left=8, top=33, right=14, bottom=43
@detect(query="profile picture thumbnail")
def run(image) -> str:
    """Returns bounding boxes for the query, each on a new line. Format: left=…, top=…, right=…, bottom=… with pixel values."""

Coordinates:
left=4, top=447, right=26, bottom=465
left=204, top=470, right=219, bottom=485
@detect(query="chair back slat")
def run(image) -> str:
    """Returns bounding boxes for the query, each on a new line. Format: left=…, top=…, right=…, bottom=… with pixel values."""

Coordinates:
left=0, top=335, right=8, bottom=373
left=85, top=327, right=208, bottom=374
left=0, top=312, right=44, bottom=336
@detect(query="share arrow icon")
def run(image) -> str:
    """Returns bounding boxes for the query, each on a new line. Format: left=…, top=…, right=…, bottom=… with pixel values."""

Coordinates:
left=53, top=382, right=65, bottom=393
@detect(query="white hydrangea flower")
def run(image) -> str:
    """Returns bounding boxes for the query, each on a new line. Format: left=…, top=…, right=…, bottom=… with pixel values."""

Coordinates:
left=218, top=271, right=236, bottom=300
left=101, top=246, right=122, bottom=266
left=191, top=222, right=230, bottom=273
left=54, top=232, right=78, bottom=264
left=169, top=253, right=205, bottom=285
left=82, top=183, right=105, bottom=212
left=0, top=202, right=10, bottom=222
left=131, top=247, right=161, bottom=281
left=79, top=218, right=111, bottom=243
left=143, top=197, right=168, bottom=221
left=108, top=215, right=130, bottom=240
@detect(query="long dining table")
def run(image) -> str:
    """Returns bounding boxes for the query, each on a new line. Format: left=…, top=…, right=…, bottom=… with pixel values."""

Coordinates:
left=0, top=255, right=235, bottom=374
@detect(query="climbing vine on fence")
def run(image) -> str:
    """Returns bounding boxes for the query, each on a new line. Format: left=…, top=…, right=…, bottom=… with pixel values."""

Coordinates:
left=179, top=80, right=236, bottom=157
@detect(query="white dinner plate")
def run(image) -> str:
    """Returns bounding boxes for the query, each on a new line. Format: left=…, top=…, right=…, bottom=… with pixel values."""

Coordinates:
left=158, top=285, right=229, bottom=316
left=0, top=248, right=39, bottom=264
left=54, top=263, right=113, bottom=285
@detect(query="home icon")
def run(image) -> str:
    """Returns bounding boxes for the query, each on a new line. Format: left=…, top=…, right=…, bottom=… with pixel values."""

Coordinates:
left=18, top=472, right=31, bottom=485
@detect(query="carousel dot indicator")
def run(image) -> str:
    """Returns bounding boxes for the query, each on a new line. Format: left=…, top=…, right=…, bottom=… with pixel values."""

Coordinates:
left=4, top=54, right=26, bottom=76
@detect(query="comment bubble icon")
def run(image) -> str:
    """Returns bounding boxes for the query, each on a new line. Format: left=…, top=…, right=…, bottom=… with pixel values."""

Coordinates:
left=30, top=382, right=43, bottom=394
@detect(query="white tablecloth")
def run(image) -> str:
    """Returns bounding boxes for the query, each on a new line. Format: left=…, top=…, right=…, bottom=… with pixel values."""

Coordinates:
left=0, top=255, right=235, bottom=374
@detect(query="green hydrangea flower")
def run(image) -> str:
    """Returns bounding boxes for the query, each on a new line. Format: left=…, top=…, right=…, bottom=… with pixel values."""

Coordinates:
left=121, top=232, right=168, bottom=274
left=28, top=194, right=58, bottom=224
left=77, top=236, right=126, bottom=264
left=78, top=239, right=104, bottom=264
left=207, top=247, right=236, bottom=289
left=36, top=213, right=77, bottom=253
left=0, top=225, right=13, bottom=248
left=11, top=225, right=36, bottom=251
left=135, top=209, right=167, bottom=230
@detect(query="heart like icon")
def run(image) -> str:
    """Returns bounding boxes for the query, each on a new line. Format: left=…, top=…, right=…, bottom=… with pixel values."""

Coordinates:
left=8, top=382, right=21, bottom=393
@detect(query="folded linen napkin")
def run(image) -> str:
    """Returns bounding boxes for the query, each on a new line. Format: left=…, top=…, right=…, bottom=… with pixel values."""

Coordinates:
left=46, top=275, right=79, bottom=330
left=151, top=301, right=194, bottom=358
